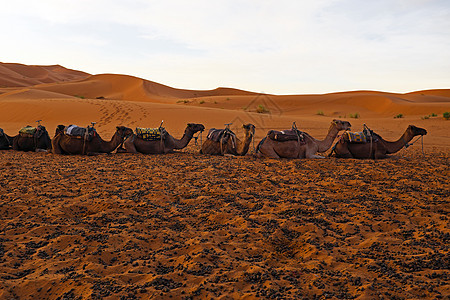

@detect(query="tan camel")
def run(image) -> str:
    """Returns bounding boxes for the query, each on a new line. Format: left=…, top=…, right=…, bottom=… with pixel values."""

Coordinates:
left=52, top=126, right=133, bottom=155
left=120, top=123, right=205, bottom=154
left=201, top=124, right=256, bottom=156
left=332, top=125, right=427, bottom=159
left=256, top=119, right=351, bottom=159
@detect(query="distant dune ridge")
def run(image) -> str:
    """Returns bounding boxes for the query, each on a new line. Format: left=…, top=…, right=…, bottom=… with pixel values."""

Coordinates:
left=0, top=62, right=90, bottom=87
left=0, top=62, right=449, bottom=149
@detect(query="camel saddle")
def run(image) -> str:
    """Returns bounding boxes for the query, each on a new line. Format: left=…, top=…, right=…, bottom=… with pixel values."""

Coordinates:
left=267, top=129, right=306, bottom=143
left=207, top=128, right=235, bottom=144
left=19, top=126, right=37, bottom=137
left=64, top=125, right=97, bottom=141
left=136, top=127, right=168, bottom=141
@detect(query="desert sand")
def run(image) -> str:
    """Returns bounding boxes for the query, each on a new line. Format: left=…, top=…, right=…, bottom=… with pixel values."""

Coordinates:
left=0, top=63, right=449, bottom=299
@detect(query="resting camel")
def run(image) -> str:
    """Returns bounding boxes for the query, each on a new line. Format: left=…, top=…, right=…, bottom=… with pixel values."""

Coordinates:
left=0, top=129, right=15, bottom=150
left=120, top=123, right=205, bottom=154
left=201, top=124, right=256, bottom=156
left=52, top=126, right=133, bottom=155
left=256, top=119, right=351, bottom=159
left=13, top=125, right=52, bottom=152
left=332, top=125, right=427, bottom=159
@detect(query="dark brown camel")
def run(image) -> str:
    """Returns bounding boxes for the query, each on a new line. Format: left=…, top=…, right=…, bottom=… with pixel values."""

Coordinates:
left=0, top=128, right=16, bottom=150
left=13, top=125, right=52, bottom=152
left=52, top=126, right=133, bottom=155
left=332, top=125, right=427, bottom=159
left=120, top=123, right=205, bottom=154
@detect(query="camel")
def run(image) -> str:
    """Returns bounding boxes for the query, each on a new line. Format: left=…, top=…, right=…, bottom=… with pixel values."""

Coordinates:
left=52, top=126, right=133, bottom=155
left=331, top=125, right=427, bottom=159
left=200, top=124, right=256, bottom=156
left=13, top=125, right=52, bottom=152
left=120, top=123, right=205, bottom=154
left=256, top=119, right=351, bottom=159
left=0, top=129, right=16, bottom=150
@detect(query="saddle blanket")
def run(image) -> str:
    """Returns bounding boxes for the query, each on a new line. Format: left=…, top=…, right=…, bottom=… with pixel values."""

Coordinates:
left=207, top=128, right=235, bottom=144
left=344, top=131, right=368, bottom=143
left=136, top=127, right=165, bottom=141
left=19, top=126, right=36, bottom=135
left=65, top=125, right=87, bottom=136
left=267, top=129, right=305, bottom=143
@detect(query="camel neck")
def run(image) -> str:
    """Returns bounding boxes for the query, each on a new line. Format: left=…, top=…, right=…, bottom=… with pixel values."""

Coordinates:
left=236, top=131, right=253, bottom=155
left=381, top=129, right=414, bottom=154
left=172, top=130, right=194, bottom=149
left=101, top=131, right=123, bottom=152
left=317, top=123, right=339, bottom=153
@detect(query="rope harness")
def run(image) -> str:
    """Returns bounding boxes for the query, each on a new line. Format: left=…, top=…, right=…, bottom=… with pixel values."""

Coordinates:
left=404, top=134, right=425, bottom=156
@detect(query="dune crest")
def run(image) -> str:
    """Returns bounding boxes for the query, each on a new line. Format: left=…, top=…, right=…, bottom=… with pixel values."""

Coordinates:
left=0, top=62, right=89, bottom=87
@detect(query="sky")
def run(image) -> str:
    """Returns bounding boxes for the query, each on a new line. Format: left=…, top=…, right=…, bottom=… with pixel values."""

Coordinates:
left=1, top=0, right=449, bottom=94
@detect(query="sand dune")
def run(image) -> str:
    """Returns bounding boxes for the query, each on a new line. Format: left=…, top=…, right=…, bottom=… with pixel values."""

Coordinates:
left=0, top=62, right=89, bottom=87
left=0, top=64, right=449, bottom=150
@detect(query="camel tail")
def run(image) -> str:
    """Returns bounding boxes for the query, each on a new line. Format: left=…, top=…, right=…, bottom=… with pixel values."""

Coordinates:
left=255, top=137, right=267, bottom=154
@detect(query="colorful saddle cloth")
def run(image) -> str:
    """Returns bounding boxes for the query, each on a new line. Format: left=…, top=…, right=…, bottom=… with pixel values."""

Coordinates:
left=267, top=129, right=305, bottom=143
left=342, top=130, right=379, bottom=143
left=19, top=126, right=37, bottom=135
left=136, top=127, right=167, bottom=141
left=207, top=128, right=235, bottom=144
left=344, top=131, right=367, bottom=143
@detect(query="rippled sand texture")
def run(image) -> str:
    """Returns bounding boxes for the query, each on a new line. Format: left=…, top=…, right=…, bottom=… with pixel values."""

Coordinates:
left=0, top=148, right=448, bottom=299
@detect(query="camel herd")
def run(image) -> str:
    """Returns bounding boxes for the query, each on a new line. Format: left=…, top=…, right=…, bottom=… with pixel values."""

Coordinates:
left=0, top=120, right=427, bottom=159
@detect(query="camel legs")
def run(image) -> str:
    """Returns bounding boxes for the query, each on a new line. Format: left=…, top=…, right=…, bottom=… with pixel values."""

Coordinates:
left=257, top=144, right=280, bottom=159
left=51, top=137, right=63, bottom=154
left=306, top=154, right=326, bottom=159
left=334, top=144, right=353, bottom=158
left=123, top=138, right=138, bottom=154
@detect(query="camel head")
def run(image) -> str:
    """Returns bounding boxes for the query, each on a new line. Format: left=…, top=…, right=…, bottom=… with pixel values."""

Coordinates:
left=186, top=123, right=205, bottom=134
left=55, top=125, right=65, bottom=136
left=36, top=125, right=52, bottom=150
left=116, top=126, right=133, bottom=138
left=242, top=124, right=256, bottom=136
left=36, top=125, right=48, bottom=138
left=408, top=125, right=427, bottom=137
left=332, top=119, right=352, bottom=131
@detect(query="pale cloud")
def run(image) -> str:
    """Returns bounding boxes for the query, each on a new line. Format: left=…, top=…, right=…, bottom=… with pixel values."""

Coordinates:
left=0, top=0, right=449, bottom=93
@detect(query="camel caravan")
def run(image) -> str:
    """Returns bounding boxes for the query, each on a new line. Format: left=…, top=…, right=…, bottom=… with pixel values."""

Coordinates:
left=0, top=119, right=427, bottom=159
